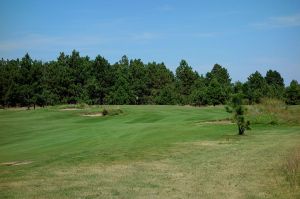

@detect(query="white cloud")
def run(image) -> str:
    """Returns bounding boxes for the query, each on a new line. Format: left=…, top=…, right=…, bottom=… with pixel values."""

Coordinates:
left=252, top=13, right=300, bottom=29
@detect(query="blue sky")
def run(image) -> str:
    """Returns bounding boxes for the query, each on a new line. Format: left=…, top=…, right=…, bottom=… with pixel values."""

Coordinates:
left=1, top=0, right=300, bottom=84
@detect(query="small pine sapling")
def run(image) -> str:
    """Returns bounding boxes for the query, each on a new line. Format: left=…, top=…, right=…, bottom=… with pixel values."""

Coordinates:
left=226, top=94, right=250, bottom=135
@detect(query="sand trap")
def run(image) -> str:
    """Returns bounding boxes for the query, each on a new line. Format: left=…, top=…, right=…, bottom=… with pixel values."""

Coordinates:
left=61, top=108, right=81, bottom=111
left=0, top=161, right=32, bottom=166
left=82, top=112, right=103, bottom=117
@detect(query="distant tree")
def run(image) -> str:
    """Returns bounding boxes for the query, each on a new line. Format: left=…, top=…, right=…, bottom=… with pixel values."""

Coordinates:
left=0, top=50, right=291, bottom=107
left=43, top=53, right=71, bottom=105
left=30, top=60, right=44, bottom=109
left=175, top=60, right=198, bottom=104
left=106, top=56, right=134, bottom=104
left=190, top=76, right=208, bottom=106
left=86, top=55, right=111, bottom=104
left=265, top=70, right=285, bottom=99
left=154, top=84, right=178, bottom=105
left=206, top=63, right=231, bottom=85
left=285, top=80, right=300, bottom=105
left=206, top=78, right=227, bottom=106
left=245, top=71, right=267, bottom=104
left=232, top=81, right=249, bottom=104
left=19, top=53, right=34, bottom=109
left=233, top=81, right=244, bottom=94
left=129, top=59, right=147, bottom=104
left=66, top=50, right=91, bottom=103
left=205, top=64, right=232, bottom=104
left=145, top=62, right=175, bottom=104
left=106, top=74, right=132, bottom=104
left=0, top=59, right=20, bottom=107
left=226, top=94, right=250, bottom=135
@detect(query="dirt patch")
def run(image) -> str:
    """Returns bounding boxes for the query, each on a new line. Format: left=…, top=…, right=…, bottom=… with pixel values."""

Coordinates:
left=176, top=141, right=222, bottom=147
left=82, top=112, right=103, bottom=117
left=193, top=141, right=221, bottom=146
left=0, top=161, right=32, bottom=166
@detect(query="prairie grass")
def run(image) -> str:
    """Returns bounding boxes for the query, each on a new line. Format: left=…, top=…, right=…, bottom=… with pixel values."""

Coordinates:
left=282, top=146, right=300, bottom=188
left=247, top=98, right=300, bottom=125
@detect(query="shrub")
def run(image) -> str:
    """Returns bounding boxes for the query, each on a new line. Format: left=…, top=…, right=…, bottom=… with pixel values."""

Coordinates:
left=76, top=103, right=88, bottom=109
left=102, top=108, right=108, bottom=116
left=226, top=94, right=250, bottom=135
left=110, top=109, right=123, bottom=116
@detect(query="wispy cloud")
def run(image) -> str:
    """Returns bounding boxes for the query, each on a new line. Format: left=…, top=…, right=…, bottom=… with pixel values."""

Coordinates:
left=0, top=34, right=108, bottom=52
left=251, top=13, right=300, bottom=29
left=0, top=31, right=162, bottom=53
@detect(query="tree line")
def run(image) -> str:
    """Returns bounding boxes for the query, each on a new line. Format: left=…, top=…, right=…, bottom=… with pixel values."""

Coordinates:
left=1, top=50, right=299, bottom=108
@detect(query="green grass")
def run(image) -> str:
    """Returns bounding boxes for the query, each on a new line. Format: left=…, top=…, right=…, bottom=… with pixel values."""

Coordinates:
left=0, top=105, right=299, bottom=198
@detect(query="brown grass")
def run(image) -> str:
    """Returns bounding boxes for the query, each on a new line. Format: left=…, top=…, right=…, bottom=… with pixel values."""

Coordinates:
left=248, top=98, right=300, bottom=125
left=196, top=119, right=234, bottom=125
left=82, top=112, right=103, bottom=117
left=282, top=147, right=300, bottom=188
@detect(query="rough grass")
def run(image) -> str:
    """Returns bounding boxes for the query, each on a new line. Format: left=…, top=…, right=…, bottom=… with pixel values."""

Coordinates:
left=0, top=105, right=299, bottom=198
left=247, top=98, right=300, bottom=125
left=282, top=146, right=300, bottom=188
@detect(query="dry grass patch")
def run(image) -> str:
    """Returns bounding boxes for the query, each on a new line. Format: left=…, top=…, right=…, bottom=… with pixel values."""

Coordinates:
left=176, top=140, right=225, bottom=147
left=0, top=160, right=197, bottom=198
left=248, top=98, right=300, bottom=125
left=0, top=161, right=32, bottom=166
left=82, top=112, right=103, bottom=117
left=282, top=146, right=300, bottom=188
left=196, top=119, right=234, bottom=125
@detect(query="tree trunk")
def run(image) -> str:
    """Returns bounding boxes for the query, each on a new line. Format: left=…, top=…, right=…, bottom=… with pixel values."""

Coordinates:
left=238, top=126, right=244, bottom=135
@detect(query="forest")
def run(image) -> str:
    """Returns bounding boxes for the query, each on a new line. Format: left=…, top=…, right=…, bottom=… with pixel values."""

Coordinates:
left=1, top=50, right=300, bottom=108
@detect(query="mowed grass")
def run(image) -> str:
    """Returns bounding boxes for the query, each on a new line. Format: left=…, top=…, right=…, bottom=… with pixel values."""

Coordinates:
left=0, top=105, right=299, bottom=198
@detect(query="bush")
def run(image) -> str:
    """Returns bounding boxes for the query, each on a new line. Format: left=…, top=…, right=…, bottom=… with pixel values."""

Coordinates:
left=101, top=108, right=123, bottom=116
left=110, top=109, right=123, bottom=116
left=76, top=103, right=88, bottom=109
left=102, top=108, right=108, bottom=116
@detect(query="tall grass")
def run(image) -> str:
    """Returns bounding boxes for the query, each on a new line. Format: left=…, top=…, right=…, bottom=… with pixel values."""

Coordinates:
left=282, top=147, right=300, bottom=188
left=247, top=98, right=300, bottom=125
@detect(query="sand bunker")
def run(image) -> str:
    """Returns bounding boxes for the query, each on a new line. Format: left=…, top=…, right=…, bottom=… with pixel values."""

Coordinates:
left=0, top=161, right=32, bottom=166
left=61, top=108, right=81, bottom=111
